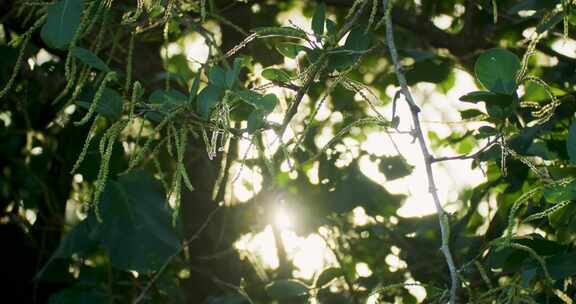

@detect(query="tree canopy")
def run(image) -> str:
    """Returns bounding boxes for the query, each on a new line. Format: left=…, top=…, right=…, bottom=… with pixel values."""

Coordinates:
left=1, top=0, right=576, bottom=303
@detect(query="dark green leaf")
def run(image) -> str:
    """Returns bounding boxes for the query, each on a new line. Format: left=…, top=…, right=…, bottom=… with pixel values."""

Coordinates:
left=275, top=42, right=309, bottom=59
left=197, top=85, right=223, bottom=119
left=326, top=19, right=337, bottom=38
left=189, top=70, right=202, bottom=104
left=460, top=109, right=485, bottom=120
left=266, top=279, right=309, bottom=300
left=474, top=48, right=521, bottom=95
left=543, top=180, right=576, bottom=203
left=459, top=91, right=513, bottom=104
left=41, top=0, right=84, bottom=49
left=98, top=171, right=180, bottom=273
left=379, top=155, right=414, bottom=181
left=225, top=57, right=244, bottom=89
left=262, top=68, right=291, bottom=83
left=315, top=267, right=343, bottom=287
left=208, top=66, right=226, bottom=88
left=312, top=3, right=326, bottom=41
left=77, top=88, right=123, bottom=121
left=344, top=27, right=372, bottom=52
left=247, top=110, right=265, bottom=134
left=235, top=90, right=277, bottom=113
left=567, top=119, right=576, bottom=164
left=71, top=47, right=111, bottom=72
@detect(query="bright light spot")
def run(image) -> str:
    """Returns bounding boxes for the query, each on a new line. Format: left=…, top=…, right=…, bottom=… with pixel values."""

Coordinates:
left=0, top=112, right=12, bottom=127
left=306, top=161, right=319, bottom=185
left=130, top=270, right=139, bottom=278
left=289, top=233, right=334, bottom=279
left=30, top=147, right=43, bottom=156
left=64, top=105, right=76, bottom=115
left=518, top=10, right=537, bottom=17
left=522, top=27, right=537, bottom=39
left=178, top=268, right=191, bottom=279
left=551, top=38, right=576, bottom=59
left=352, top=206, right=370, bottom=226
left=73, top=174, right=84, bottom=183
left=355, top=262, right=373, bottom=277
left=24, top=209, right=37, bottom=225
left=274, top=205, right=293, bottom=229
left=385, top=253, right=407, bottom=272
left=36, top=49, right=58, bottom=65
left=232, top=165, right=263, bottom=202
left=405, top=278, right=427, bottom=302
left=432, top=14, right=453, bottom=30
left=235, top=225, right=279, bottom=269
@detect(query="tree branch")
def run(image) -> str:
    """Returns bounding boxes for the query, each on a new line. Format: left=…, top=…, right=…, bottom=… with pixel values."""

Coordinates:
left=382, top=1, right=459, bottom=303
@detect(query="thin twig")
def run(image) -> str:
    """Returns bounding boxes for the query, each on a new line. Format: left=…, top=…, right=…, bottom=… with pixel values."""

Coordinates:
left=432, top=136, right=501, bottom=163
left=382, top=0, right=459, bottom=303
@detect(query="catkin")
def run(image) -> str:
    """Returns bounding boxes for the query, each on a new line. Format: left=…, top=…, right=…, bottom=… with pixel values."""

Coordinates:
left=75, top=72, right=116, bottom=126
left=0, top=16, right=46, bottom=100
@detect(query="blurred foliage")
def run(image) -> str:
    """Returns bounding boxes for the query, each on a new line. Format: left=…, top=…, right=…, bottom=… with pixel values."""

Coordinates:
left=1, top=0, right=576, bottom=303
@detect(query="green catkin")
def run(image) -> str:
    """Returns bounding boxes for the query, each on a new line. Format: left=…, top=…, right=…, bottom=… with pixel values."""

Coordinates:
left=506, top=186, right=543, bottom=242
left=563, top=0, right=570, bottom=39
left=366, top=0, right=378, bottom=33
left=65, top=0, right=97, bottom=80
left=127, top=108, right=182, bottom=171
left=177, top=128, right=194, bottom=192
left=492, top=0, right=498, bottom=24
left=523, top=76, right=560, bottom=123
left=71, top=115, right=100, bottom=174
left=509, top=243, right=552, bottom=283
left=200, top=0, right=207, bottom=22
left=75, top=71, right=116, bottom=126
left=93, top=120, right=127, bottom=221
left=128, top=81, right=142, bottom=122
left=0, top=16, right=46, bottom=101
left=62, top=67, right=90, bottom=107
left=153, top=156, right=170, bottom=192
left=125, top=33, right=135, bottom=92
left=166, top=123, right=175, bottom=158
left=346, top=0, right=364, bottom=20
left=475, top=261, right=493, bottom=289
left=523, top=200, right=571, bottom=222
left=225, top=33, right=257, bottom=58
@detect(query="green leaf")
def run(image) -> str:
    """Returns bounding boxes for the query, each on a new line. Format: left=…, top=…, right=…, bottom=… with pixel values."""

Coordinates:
left=344, top=27, right=372, bottom=52
left=197, top=85, right=223, bottom=119
left=544, top=180, right=576, bottom=203
left=98, top=171, right=180, bottom=273
left=235, top=90, right=277, bottom=113
left=77, top=88, right=123, bottom=121
left=149, top=89, right=188, bottom=114
left=41, top=0, right=84, bottom=49
left=71, top=47, right=111, bottom=72
left=252, top=27, right=308, bottom=40
left=266, top=279, right=309, bottom=300
left=247, top=110, right=265, bottom=134
left=262, top=68, right=291, bottom=83
left=379, top=155, right=414, bottom=181
left=225, top=57, right=244, bottom=89
left=315, top=267, right=343, bottom=287
left=459, top=91, right=513, bottom=104
left=460, top=109, right=486, bottom=120
left=275, top=42, right=309, bottom=59
left=326, top=19, right=337, bottom=38
left=474, top=48, right=521, bottom=95
left=208, top=66, right=226, bottom=88
left=567, top=119, right=576, bottom=164
left=312, top=2, right=326, bottom=41
left=188, top=71, right=202, bottom=104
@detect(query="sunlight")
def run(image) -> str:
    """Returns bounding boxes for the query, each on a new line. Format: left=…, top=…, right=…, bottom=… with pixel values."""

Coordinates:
left=360, top=69, right=486, bottom=217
